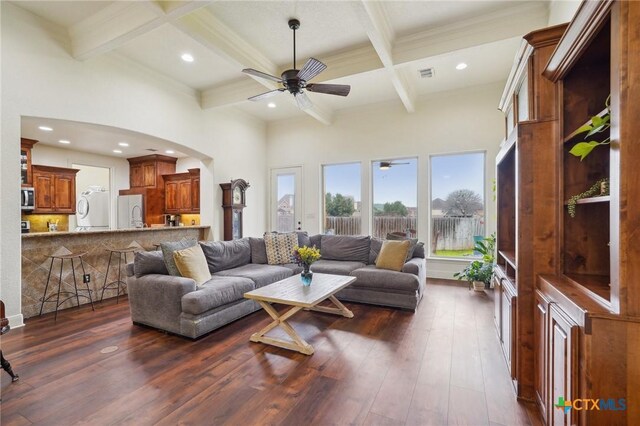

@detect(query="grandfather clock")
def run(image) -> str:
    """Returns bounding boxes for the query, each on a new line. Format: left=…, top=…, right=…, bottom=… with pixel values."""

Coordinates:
left=220, top=179, right=250, bottom=241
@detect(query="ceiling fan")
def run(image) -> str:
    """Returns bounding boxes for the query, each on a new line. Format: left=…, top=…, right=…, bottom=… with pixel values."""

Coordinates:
left=379, top=161, right=410, bottom=170
left=242, top=19, right=351, bottom=110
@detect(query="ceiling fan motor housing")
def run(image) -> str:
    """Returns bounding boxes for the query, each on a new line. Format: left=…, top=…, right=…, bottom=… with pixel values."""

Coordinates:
left=281, top=69, right=303, bottom=94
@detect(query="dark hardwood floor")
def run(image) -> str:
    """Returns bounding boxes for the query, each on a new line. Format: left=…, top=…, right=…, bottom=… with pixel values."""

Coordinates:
left=0, top=279, right=542, bottom=425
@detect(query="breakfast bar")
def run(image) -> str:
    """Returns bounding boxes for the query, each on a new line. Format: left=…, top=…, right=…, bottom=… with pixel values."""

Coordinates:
left=21, top=226, right=210, bottom=318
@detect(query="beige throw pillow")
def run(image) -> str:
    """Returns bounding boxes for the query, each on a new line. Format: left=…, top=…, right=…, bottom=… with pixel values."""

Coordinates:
left=375, top=240, right=410, bottom=272
left=173, top=245, right=212, bottom=285
left=264, top=232, right=298, bottom=265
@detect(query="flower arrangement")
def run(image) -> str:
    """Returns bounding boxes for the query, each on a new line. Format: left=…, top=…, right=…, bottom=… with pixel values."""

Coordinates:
left=292, top=245, right=321, bottom=267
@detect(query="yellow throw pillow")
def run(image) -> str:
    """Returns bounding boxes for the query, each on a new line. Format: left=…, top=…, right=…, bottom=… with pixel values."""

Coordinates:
left=375, top=240, right=410, bottom=272
left=173, top=245, right=212, bottom=285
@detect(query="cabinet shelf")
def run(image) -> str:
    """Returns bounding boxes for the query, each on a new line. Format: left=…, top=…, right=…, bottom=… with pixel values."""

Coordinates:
left=564, top=195, right=610, bottom=205
left=562, top=108, right=608, bottom=144
left=499, top=250, right=517, bottom=269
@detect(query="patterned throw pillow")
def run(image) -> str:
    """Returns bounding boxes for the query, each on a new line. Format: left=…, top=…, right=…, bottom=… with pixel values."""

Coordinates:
left=264, top=232, right=298, bottom=265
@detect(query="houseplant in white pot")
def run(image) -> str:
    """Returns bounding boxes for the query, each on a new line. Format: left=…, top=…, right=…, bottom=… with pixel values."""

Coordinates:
left=454, top=260, right=494, bottom=291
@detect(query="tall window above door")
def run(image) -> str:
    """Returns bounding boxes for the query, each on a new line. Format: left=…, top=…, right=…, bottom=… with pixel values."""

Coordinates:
left=322, top=163, right=361, bottom=235
left=371, top=158, right=418, bottom=239
left=430, top=152, right=485, bottom=258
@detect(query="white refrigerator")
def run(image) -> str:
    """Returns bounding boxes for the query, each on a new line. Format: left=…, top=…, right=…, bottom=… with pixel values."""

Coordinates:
left=117, top=194, right=144, bottom=229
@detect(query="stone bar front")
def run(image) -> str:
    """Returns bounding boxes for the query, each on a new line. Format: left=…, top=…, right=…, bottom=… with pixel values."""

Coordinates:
left=21, top=226, right=209, bottom=318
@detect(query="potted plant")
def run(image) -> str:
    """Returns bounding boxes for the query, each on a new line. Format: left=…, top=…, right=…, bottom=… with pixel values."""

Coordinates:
left=291, top=245, right=321, bottom=286
left=454, top=234, right=496, bottom=291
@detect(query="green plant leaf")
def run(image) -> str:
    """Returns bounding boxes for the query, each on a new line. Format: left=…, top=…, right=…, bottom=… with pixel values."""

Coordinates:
left=591, top=115, right=604, bottom=128
left=574, top=123, right=594, bottom=135
left=569, top=141, right=601, bottom=161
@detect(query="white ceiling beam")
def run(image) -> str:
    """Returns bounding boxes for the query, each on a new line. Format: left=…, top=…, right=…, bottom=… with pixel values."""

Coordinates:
left=175, top=8, right=333, bottom=125
left=355, top=1, right=415, bottom=113
left=69, top=0, right=210, bottom=61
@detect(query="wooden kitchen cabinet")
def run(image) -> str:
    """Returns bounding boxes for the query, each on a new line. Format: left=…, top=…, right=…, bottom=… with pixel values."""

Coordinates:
left=127, top=155, right=176, bottom=189
left=21, top=138, right=37, bottom=187
left=32, top=165, right=79, bottom=214
left=548, top=304, right=578, bottom=426
left=535, top=290, right=551, bottom=422
left=163, top=168, right=199, bottom=214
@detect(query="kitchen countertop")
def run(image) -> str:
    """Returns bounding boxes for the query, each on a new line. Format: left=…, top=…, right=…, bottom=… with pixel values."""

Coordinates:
left=22, top=225, right=210, bottom=238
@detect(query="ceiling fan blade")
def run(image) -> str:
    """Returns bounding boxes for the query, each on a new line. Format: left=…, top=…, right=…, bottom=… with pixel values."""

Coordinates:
left=247, top=89, right=285, bottom=102
left=390, top=162, right=410, bottom=165
left=242, top=68, right=282, bottom=83
left=306, top=83, right=351, bottom=97
left=297, top=58, right=327, bottom=82
left=295, top=92, right=313, bottom=110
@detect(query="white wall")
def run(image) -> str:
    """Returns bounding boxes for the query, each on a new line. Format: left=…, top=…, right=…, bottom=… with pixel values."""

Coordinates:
left=267, top=82, right=505, bottom=279
left=548, top=0, right=581, bottom=25
left=0, top=3, right=268, bottom=326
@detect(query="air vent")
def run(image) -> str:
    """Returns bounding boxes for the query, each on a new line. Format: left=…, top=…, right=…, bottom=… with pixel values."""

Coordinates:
left=419, top=68, right=435, bottom=78
left=146, top=148, right=158, bottom=152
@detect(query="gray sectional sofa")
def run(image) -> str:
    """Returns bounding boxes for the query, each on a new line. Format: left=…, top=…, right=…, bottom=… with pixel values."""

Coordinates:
left=126, top=233, right=426, bottom=339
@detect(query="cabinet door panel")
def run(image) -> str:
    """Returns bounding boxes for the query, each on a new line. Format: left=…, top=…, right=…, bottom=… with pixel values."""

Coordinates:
left=130, top=164, right=143, bottom=188
left=549, top=304, right=578, bottom=426
left=535, top=291, right=550, bottom=423
left=143, top=163, right=156, bottom=187
left=191, top=177, right=200, bottom=212
left=34, top=173, right=53, bottom=211
left=494, top=275, right=502, bottom=340
left=165, top=181, right=178, bottom=213
left=53, top=174, right=75, bottom=212
left=178, top=180, right=192, bottom=212
left=502, top=290, right=513, bottom=371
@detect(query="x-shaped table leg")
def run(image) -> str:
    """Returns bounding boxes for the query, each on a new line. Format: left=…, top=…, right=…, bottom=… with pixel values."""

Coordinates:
left=250, top=301, right=314, bottom=355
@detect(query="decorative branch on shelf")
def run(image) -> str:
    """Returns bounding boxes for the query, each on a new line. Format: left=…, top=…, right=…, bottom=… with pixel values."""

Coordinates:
left=567, top=177, right=609, bottom=218
left=569, top=95, right=611, bottom=161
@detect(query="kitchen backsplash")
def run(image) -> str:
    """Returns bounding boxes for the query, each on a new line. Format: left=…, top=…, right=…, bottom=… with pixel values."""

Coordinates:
left=22, top=214, right=69, bottom=232
left=180, top=214, right=200, bottom=226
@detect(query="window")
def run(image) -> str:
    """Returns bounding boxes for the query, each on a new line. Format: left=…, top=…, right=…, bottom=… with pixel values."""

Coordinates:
left=430, top=152, right=485, bottom=258
left=371, top=158, right=418, bottom=239
left=322, top=163, right=361, bottom=235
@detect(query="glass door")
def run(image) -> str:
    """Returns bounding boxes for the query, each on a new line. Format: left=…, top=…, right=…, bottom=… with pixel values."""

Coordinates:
left=270, top=167, right=302, bottom=233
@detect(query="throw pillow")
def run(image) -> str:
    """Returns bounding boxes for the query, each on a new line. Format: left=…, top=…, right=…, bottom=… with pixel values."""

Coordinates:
left=249, top=237, right=268, bottom=264
left=264, top=232, right=298, bottom=265
left=296, top=231, right=311, bottom=248
left=369, top=237, right=384, bottom=264
left=161, top=240, right=198, bottom=276
left=134, top=250, right=169, bottom=278
left=385, top=233, right=419, bottom=260
left=413, top=242, right=426, bottom=259
left=320, top=235, right=371, bottom=263
left=173, top=245, right=212, bottom=285
left=376, top=240, right=411, bottom=272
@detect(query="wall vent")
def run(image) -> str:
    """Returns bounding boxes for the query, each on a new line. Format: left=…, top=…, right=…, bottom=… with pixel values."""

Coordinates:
left=419, top=68, right=435, bottom=78
left=146, top=148, right=158, bottom=152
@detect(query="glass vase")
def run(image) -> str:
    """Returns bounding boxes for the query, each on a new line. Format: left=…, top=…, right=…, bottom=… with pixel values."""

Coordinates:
left=300, top=264, right=313, bottom=286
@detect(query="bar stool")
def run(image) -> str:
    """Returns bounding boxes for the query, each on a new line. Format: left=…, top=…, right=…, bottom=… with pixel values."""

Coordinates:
left=39, top=252, right=94, bottom=321
left=100, top=247, right=138, bottom=303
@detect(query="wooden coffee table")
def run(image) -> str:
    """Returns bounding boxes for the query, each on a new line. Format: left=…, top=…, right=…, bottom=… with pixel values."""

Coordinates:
left=244, top=273, right=356, bottom=355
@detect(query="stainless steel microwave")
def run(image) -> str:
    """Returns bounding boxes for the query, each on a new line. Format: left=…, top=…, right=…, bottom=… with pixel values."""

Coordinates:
left=21, top=187, right=35, bottom=210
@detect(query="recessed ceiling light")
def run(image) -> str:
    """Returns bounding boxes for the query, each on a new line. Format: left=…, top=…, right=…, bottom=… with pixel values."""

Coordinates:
left=267, top=102, right=277, bottom=108
left=165, top=150, right=175, bottom=154
left=118, top=142, right=129, bottom=147
left=113, top=149, right=122, bottom=154
left=456, top=63, right=468, bottom=70
left=181, top=53, right=194, bottom=63
left=38, top=126, right=53, bottom=131
left=58, top=140, right=71, bottom=144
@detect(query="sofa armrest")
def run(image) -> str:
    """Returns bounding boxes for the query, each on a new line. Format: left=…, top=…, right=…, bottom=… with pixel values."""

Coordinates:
left=402, top=257, right=424, bottom=276
left=126, top=262, right=135, bottom=278
left=127, top=274, right=196, bottom=335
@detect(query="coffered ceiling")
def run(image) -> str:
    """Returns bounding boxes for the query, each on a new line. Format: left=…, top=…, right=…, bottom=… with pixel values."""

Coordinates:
left=12, top=1, right=551, bottom=125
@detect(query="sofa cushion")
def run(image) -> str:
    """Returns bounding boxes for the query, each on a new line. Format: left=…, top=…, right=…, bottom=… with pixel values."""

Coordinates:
left=161, top=240, right=198, bottom=276
left=264, top=232, right=298, bottom=265
left=349, top=265, right=420, bottom=294
left=181, top=276, right=255, bottom=315
left=249, top=237, right=268, bottom=264
left=369, top=237, right=384, bottom=264
left=173, top=245, right=212, bottom=285
left=214, top=263, right=293, bottom=288
left=200, top=239, right=251, bottom=273
left=310, top=259, right=366, bottom=276
left=281, top=263, right=304, bottom=274
left=309, top=234, right=322, bottom=250
left=296, top=231, right=311, bottom=247
left=376, top=240, right=411, bottom=272
left=413, top=242, right=425, bottom=259
left=320, top=235, right=370, bottom=263
left=134, top=250, right=169, bottom=277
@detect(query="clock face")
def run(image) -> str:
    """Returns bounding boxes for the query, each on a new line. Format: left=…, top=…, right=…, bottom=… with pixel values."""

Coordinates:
left=233, top=187, right=242, bottom=204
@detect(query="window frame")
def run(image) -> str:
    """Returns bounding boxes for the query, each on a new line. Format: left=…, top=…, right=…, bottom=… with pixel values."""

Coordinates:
left=320, top=161, right=363, bottom=236
left=428, top=150, right=487, bottom=261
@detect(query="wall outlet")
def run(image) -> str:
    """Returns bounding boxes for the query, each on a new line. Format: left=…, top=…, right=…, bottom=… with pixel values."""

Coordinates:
left=83, top=274, right=91, bottom=283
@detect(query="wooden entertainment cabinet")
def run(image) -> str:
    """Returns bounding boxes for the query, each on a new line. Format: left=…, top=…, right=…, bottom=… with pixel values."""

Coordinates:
left=496, top=1, right=640, bottom=424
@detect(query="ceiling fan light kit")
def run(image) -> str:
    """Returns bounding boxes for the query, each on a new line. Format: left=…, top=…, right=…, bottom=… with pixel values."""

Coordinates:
left=242, top=18, right=351, bottom=110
